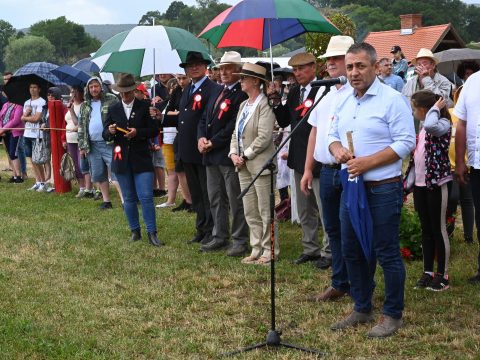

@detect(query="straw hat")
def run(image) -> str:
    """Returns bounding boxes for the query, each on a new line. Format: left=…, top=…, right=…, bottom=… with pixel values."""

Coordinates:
left=411, top=48, right=439, bottom=65
left=233, top=63, right=267, bottom=81
left=112, top=73, right=139, bottom=93
left=288, top=52, right=316, bottom=66
left=320, top=36, right=355, bottom=58
left=218, top=51, right=243, bottom=66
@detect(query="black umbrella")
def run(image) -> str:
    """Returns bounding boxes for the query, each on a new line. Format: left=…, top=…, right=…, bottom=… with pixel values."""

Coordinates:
left=4, top=62, right=64, bottom=105
left=4, top=74, right=53, bottom=105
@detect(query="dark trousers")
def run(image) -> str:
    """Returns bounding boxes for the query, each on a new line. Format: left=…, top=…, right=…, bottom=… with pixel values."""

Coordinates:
left=413, top=183, right=450, bottom=275
left=184, top=162, right=213, bottom=237
left=446, top=176, right=475, bottom=239
left=469, top=168, right=480, bottom=272
left=320, top=166, right=349, bottom=293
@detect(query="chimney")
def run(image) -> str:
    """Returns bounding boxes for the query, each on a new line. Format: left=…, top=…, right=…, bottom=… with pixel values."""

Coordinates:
left=400, top=14, right=422, bottom=35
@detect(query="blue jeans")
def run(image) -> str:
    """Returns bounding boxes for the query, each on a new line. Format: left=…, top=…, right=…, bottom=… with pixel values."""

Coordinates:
left=469, top=168, right=480, bottom=272
left=115, top=166, right=156, bottom=233
left=320, top=166, right=349, bottom=293
left=340, top=180, right=405, bottom=319
left=18, top=136, right=27, bottom=173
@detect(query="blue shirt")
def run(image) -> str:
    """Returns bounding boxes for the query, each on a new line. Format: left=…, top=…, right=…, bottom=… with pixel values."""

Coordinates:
left=380, top=74, right=404, bottom=92
left=328, top=78, right=416, bottom=181
left=190, top=75, right=208, bottom=95
left=88, top=100, right=103, bottom=141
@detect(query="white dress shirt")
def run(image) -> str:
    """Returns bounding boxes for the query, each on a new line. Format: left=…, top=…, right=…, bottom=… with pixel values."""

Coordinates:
left=453, top=70, right=480, bottom=169
left=328, top=78, right=416, bottom=181
left=308, top=82, right=351, bottom=164
left=122, top=100, right=133, bottom=119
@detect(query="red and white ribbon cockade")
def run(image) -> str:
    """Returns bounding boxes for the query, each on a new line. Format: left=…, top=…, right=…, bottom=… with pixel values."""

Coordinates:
left=114, top=145, right=122, bottom=160
left=295, top=99, right=314, bottom=117
left=217, top=99, right=231, bottom=120
left=192, top=94, right=202, bottom=110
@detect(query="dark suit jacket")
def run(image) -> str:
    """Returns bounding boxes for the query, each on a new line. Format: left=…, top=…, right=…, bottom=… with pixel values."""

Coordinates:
left=103, top=98, right=158, bottom=174
left=273, top=84, right=321, bottom=176
left=198, top=82, right=248, bottom=166
left=163, top=77, right=221, bottom=165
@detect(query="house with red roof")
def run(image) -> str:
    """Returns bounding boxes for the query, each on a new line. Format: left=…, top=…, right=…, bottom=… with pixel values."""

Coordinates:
left=364, top=14, right=465, bottom=62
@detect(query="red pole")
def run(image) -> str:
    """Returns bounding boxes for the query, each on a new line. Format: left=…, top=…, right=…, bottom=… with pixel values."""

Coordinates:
left=48, top=100, right=71, bottom=193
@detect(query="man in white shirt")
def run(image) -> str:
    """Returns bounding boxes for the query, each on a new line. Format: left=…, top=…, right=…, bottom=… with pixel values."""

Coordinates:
left=328, top=43, right=415, bottom=338
left=21, top=82, right=47, bottom=191
left=454, top=69, right=480, bottom=284
left=301, top=35, right=354, bottom=302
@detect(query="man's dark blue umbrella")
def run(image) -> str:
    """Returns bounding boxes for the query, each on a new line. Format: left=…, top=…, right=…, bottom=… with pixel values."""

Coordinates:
left=4, top=62, right=64, bottom=105
left=51, top=65, right=90, bottom=87
left=72, top=57, right=100, bottom=74
left=340, top=168, right=374, bottom=261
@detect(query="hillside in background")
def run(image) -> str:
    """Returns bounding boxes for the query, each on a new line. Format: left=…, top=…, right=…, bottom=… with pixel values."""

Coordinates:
left=83, top=24, right=136, bottom=43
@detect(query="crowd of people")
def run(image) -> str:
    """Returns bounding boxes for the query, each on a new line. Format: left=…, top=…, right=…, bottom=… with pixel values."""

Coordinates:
left=1, top=37, right=480, bottom=338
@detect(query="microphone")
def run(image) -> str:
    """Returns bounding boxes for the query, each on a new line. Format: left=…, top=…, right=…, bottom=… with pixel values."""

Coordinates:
left=311, top=76, right=347, bottom=87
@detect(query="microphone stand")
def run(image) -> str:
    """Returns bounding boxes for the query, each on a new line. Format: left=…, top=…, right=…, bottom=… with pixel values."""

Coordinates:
left=223, top=84, right=333, bottom=357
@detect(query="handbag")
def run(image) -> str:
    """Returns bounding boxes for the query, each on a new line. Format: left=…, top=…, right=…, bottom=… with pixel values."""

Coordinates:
left=275, top=197, right=291, bottom=221
left=32, top=124, right=49, bottom=164
left=32, top=137, right=49, bottom=164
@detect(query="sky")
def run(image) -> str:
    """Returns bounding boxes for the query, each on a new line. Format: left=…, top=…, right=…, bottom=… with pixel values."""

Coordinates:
left=0, top=0, right=242, bottom=29
left=1, top=0, right=478, bottom=29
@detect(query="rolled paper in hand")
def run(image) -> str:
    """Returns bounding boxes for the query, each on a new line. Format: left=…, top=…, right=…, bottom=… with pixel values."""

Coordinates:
left=346, top=131, right=354, bottom=155
left=116, top=126, right=129, bottom=134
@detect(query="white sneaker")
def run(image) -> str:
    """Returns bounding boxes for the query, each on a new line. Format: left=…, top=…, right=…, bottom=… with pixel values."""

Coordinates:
left=36, top=183, right=46, bottom=192
left=28, top=183, right=40, bottom=191
left=76, top=189, right=86, bottom=198
left=46, top=185, right=55, bottom=193
left=156, top=202, right=176, bottom=208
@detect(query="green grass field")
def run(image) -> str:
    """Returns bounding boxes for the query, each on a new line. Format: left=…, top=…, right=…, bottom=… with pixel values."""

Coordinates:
left=0, top=153, right=479, bottom=359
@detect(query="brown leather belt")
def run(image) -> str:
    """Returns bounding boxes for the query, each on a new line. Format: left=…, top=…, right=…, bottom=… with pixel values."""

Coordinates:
left=364, top=176, right=401, bottom=188
left=322, top=163, right=341, bottom=170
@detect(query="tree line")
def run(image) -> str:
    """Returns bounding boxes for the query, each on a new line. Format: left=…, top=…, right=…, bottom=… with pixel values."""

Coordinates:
left=1, top=0, right=479, bottom=77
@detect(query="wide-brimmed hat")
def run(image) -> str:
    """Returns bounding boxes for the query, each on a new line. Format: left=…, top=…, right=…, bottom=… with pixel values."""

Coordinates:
left=233, top=63, right=267, bottom=81
left=218, top=51, right=243, bottom=66
left=320, top=36, right=355, bottom=58
left=288, top=52, right=316, bottom=66
left=411, top=48, right=439, bottom=65
left=179, top=51, right=212, bottom=68
left=112, top=73, right=140, bottom=93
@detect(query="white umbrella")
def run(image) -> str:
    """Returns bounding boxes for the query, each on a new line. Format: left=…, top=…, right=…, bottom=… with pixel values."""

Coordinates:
left=91, top=25, right=212, bottom=77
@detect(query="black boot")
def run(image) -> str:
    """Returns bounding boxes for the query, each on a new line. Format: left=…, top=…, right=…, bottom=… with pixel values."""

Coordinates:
left=131, top=229, right=142, bottom=242
left=147, top=232, right=163, bottom=247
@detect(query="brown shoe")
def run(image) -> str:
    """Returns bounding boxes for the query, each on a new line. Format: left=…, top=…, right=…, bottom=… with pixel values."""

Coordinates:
left=309, top=286, right=347, bottom=302
left=331, top=310, right=374, bottom=331
left=366, top=315, right=403, bottom=338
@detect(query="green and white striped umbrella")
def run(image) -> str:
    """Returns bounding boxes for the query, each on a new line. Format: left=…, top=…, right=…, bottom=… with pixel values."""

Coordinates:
left=91, top=25, right=212, bottom=77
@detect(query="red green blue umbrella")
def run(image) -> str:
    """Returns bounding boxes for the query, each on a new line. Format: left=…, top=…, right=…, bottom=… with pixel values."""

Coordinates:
left=198, top=0, right=340, bottom=50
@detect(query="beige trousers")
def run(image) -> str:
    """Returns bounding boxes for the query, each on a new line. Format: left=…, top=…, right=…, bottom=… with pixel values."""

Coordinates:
left=238, top=168, right=280, bottom=259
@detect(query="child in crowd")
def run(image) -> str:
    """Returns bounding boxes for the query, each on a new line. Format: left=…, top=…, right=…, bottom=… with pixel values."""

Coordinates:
left=410, top=90, right=452, bottom=291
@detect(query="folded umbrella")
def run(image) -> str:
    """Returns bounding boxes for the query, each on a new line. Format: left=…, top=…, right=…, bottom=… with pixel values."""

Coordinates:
left=51, top=65, right=91, bottom=87
left=340, top=169, right=374, bottom=262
